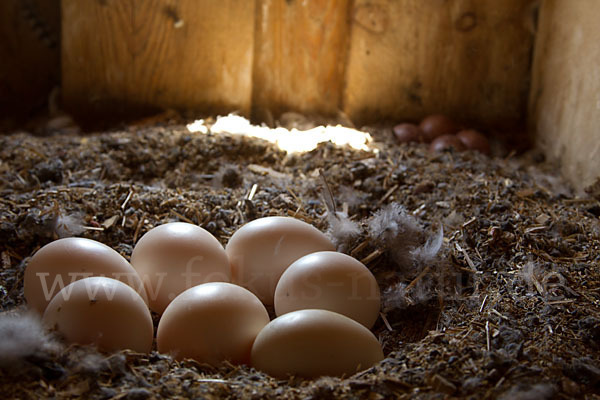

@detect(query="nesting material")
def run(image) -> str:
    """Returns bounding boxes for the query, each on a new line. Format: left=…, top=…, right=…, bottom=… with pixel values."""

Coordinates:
left=1, top=121, right=600, bottom=398
left=326, top=211, right=362, bottom=252
left=0, top=312, right=59, bottom=368
left=53, top=213, right=85, bottom=238
left=367, top=202, right=443, bottom=271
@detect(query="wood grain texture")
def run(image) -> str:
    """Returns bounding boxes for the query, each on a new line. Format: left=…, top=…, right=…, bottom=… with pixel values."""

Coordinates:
left=0, top=0, right=60, bottom=124
left=251, top=0, right=351, bottom=122
left=529, top=0, right=600, bottom=191
left=62, top=0, right=255, bottom=123
left=344, top=0, right=536, bottom=128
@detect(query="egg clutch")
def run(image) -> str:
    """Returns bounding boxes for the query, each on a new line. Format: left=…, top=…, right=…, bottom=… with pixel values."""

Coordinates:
left=24, top=216, right=384, bottom=378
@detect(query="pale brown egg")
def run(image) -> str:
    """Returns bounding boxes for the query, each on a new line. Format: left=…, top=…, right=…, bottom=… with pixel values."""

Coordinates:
left=42, top=277, right=153, bottom=353
left=456, top=129, right=490, bottom=154
left=274, top=251, right=380, bottom=328
left=130, top=222, right=230, bottom=314
left=419, top=114, right=459, bottom=142
left=251, top=309, right=384, bottom=378
left=392, top=123, right=423, bottom=143
left=157, top=282, right=269, bottom=365
left=225, top=217, right=335, bottom=305
left=429, top=134, right=466, bottom=153
left=24, top=237, right=148, bottom=314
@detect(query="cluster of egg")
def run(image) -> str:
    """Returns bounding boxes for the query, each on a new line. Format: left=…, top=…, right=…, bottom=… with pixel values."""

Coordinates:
left=393, top=114, right=490, bottom=155
left=24, top=217, right=383, bottom=378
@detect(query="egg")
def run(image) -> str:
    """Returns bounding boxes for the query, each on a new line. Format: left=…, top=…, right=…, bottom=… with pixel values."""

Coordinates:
left=456, top=129, right=490, bottom=154
left=274, top=251, right=380, bottom=328
left=157, top=282, right=269, bottom=365
left=42, top=277, right=153, bottom=353
left=392, top=123, right=423, bottom=143
left=130, top=222, right=230, bottom=314
left=24, top=237, right=148, bottom=314
left=419, top=114, right=459, bottom=142
left=251, top=309, right=384, bottom=378
left=429, top=134, right=466, bottom=153
left=225, top=217, right=335, bottom=305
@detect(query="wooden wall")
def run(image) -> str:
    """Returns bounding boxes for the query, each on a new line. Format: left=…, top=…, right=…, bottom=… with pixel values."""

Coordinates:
left=0, top=0, right=60, bottom=127
left=345, top=0, right=535, bottom=128
left=529, top=0, right=600, bottom=192
left=60, top=0, right=536, bottom=128
left=251, top=0, right=351, bottom=123
left=62, top=0, right=255, bottom=124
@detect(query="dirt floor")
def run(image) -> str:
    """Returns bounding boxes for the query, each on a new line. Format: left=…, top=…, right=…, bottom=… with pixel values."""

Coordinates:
left=1, top=118, right=600, bottom=399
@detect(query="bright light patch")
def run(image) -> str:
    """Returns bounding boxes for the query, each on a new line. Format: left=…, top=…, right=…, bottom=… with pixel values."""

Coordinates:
left=186, top=115, right=375, bottom=154
left=186, top=119, right=208, bottom=134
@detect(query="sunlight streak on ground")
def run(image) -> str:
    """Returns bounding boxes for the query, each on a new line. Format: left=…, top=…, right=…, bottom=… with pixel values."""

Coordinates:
left=186, top=115, right=375, bottom=154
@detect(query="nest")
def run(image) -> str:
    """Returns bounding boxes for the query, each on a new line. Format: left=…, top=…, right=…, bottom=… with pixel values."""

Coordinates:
left=1, top=119, right=599, bottom=399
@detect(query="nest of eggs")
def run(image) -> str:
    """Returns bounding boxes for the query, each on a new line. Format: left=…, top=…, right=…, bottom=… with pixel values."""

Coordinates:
left=1, top=117, right=600, bottom=398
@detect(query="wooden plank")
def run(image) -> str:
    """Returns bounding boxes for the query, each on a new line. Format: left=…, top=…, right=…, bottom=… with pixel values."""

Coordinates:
left=62, top=0, right=255, bottom=124
left=0, top=0, right=60, bottom=126
left=251, top=0, right=351, bottom=123
left=344, top=0, right=536, bottom=128
left=529, top=0, right=600, bottom=191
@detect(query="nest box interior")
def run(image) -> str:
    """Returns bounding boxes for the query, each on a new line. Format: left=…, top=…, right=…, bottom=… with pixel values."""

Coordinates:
left=1, top=1, right=600, bottom=398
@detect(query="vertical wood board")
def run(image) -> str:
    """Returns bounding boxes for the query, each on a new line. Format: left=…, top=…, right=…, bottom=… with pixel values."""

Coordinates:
left=251, top=0, right=351, bottom=122
left=344, top=0, right=536, bottom=127
left=529, top=0, right=600, bottom=191
left=62, top=0, right=255, bottom=122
